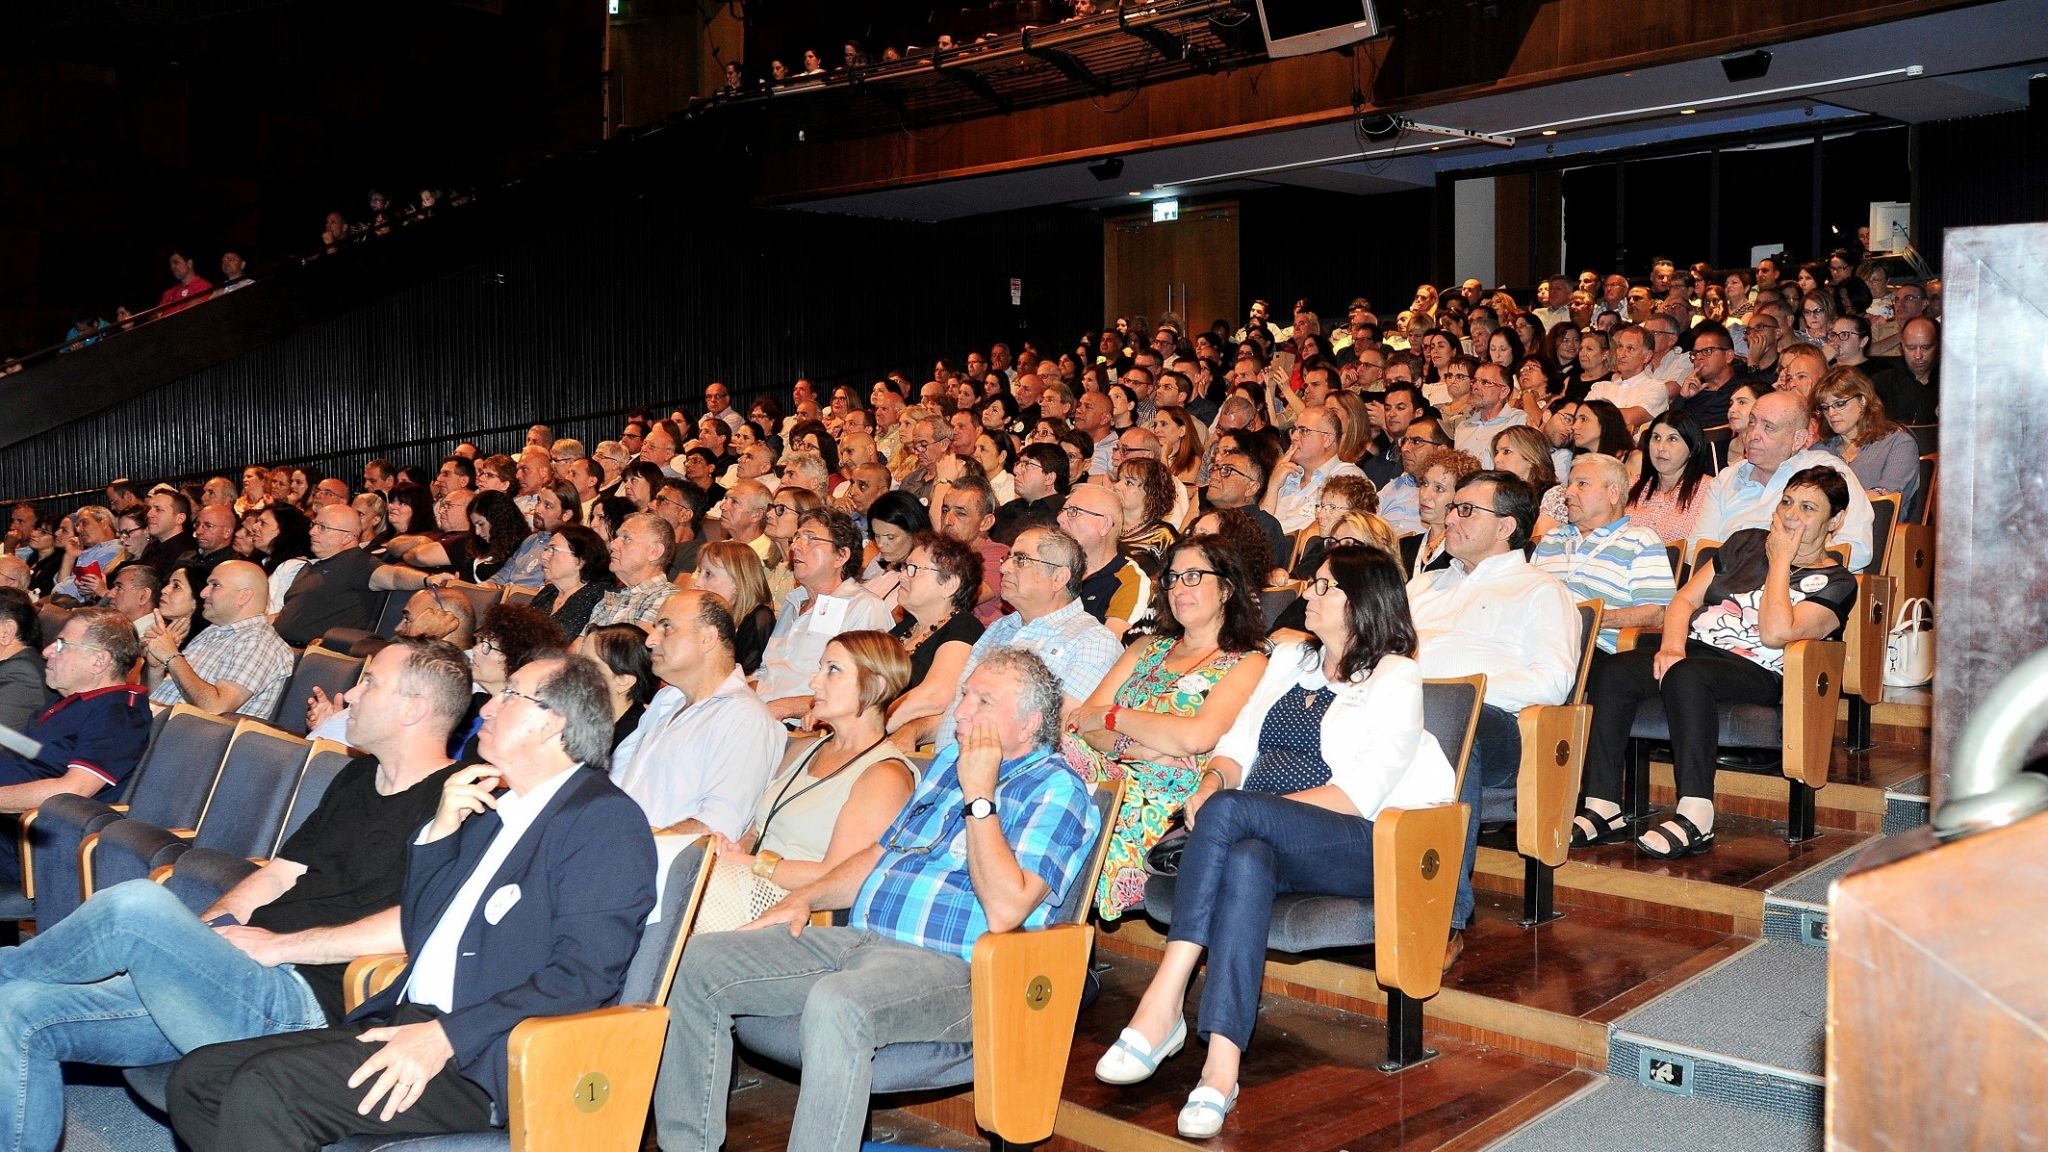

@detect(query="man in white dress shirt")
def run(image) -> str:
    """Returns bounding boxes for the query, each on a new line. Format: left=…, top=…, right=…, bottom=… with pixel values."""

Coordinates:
left=1688, top=391, right=1874, bottom=570
left=612, top=590, right=785, bottom=837
left=1407, top=470, right=1580, bottom=947
left=1587, top=324, right=1671, bottom=432
left=755, top=510, right=895, bottom=719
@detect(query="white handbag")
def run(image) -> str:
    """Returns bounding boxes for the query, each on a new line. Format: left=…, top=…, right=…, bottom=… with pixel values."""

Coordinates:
left=1883, top=597, right=1935, bottom=688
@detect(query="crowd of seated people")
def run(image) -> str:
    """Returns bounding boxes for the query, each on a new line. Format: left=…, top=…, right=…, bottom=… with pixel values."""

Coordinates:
left=0, top=245, right=1941, bottom=1148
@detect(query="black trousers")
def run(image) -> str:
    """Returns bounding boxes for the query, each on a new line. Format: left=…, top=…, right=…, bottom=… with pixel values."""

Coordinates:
left=1582, top=641, right=1783, bottom=804
left=166, top=1003, right=495, bottom=1152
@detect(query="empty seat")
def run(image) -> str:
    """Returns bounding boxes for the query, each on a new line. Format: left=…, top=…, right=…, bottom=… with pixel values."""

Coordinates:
left=19, top=705, right=237, bottom=927
left=270, top=648, right=365, bottom=736
left=83, top=721, right=310, bottom=900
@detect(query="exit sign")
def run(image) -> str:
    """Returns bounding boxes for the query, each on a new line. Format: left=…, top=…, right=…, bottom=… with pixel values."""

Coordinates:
left=1152, top=199, right=1180, bottom=223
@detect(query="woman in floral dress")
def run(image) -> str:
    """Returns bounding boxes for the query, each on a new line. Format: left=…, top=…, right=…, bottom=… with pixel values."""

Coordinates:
left=1067, top=535, right=1270, bottom=918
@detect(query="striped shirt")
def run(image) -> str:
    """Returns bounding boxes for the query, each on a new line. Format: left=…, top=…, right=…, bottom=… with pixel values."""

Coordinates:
left=850, top=744, right=1098, bottom=963
left=935, top=599, right=1121, bottom=748
left=1530, top=516, right=1677, bottom=652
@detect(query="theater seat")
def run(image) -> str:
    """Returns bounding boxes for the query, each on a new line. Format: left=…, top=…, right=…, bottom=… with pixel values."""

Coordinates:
left=734, top=780, right=1125, bottom=1145
left=1144, top=677, right=1482, bottom=1070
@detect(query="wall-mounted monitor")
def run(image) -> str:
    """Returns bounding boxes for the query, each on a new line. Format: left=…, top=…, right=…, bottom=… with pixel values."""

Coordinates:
left=1254, top=0, right=1381, bottom=59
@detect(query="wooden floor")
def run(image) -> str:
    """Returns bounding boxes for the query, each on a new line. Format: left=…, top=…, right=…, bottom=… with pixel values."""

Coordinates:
left=715, top=734, right=1932, bottom=1152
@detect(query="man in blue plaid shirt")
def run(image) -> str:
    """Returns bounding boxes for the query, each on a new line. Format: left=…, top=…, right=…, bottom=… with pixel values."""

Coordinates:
left=654, top=648, right=1100, bottom=1152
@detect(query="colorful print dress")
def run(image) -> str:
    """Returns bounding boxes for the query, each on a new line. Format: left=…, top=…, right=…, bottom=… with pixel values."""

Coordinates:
left=1065, top=637, right=1249, bottom=919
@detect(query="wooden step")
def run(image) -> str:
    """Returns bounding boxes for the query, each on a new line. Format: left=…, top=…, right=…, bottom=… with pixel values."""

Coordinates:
left=903, top=949, right=1597, bottom=1152
left=1478, top=815, right=1874, bottom=934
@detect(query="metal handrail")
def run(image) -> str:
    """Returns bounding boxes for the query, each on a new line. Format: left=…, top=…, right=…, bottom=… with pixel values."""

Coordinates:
left=1933, top=647, right=2048, bottom=840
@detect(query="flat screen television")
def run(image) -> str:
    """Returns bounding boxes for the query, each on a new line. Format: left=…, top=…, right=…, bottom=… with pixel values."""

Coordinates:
left=1255, top=0, right=1381, bottom=58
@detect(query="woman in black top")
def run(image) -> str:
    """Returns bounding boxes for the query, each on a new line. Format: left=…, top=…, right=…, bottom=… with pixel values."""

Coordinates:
left=886, top=533, right=984, bottom=732
left=452, top=490, right=530, bottom=584
left=530, top=525, right=612, bottom=639
left=694, top=541, right=775, bottom=675
left=1573, top=466, right=1859, bottom=858
left=580, top=623, right=659, bottom=752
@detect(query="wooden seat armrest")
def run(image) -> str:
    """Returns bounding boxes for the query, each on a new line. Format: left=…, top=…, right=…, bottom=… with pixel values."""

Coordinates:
left=970, top=922, right=1093, bottom=1145
left=18, top=807, right=38, bottom=900
left=168, top=828, right=197, bottom=840
left=505, top=1003, right=669, bottom=1152
left=1841, top=574, right=1893, bottom=701
left=1515, top=705, right=1592, bottom=869
left=1781, top=639, right=1846, bottom=790
left=109, top=804, right=130, bottom=814
left=1372, top=802, right=1469, bottom=1003
left=1612, top=628, right=1644, bottom=653
left=343, top=952, right=412, bottom=1014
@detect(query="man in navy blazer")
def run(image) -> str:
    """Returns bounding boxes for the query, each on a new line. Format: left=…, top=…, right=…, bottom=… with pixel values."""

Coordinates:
left=166, top=654, right=657, bottom=1152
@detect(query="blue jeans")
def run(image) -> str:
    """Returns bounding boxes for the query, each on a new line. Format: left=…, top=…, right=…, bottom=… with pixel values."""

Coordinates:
left=0, top=880, right=328, bottom=1152
left=1165, top=790, right=1376, bottom=1051
left=1451, top=704, right=1522, bottom=929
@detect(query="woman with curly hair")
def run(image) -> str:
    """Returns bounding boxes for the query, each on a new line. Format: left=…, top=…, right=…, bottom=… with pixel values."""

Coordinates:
left=1065, top=535, right=1270, bottom=919
left=1114, top=456, right=1179, bottom=576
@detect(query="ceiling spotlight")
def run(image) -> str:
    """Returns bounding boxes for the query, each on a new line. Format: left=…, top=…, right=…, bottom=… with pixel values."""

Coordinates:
left=1127, top=190, right=1143, bottom=197
left=1720, top=49, right=1772, bottom=83
left=1089, top=156, right=1126, bottom=182
left=1680, top=108, right=1697, bottom=115
left=1541, top=129, right=1557, bottom=136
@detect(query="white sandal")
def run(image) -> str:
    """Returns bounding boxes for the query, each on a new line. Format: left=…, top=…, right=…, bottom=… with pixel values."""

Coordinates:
left=1093, top=1017, right=1186, bottom=1085
left=1177, top=1082, right=1240, bottom=1139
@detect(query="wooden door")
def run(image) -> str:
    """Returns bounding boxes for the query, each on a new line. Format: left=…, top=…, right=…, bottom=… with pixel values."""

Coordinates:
left=1103, top=201, right=1239, bottom=337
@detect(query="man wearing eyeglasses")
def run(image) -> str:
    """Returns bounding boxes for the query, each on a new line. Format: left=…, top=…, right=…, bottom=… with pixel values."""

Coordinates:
left=0, top=609, right=150, bottom=824
left=1060, top=484, right=1148, bottom=638
left=144, top=560, right=294, bottom=718
left=755, top=512, right=895, bottom=721
left=1263, top=406, right=1367, bottom=535
left=655, top=647, right=1099, bottom=1152
left=895, top=416, right=949, bottom=504
left=994, top=443, right=1070, bottom=546
left=1689, top=391, right=1875, bottom=571
left=1867, top=282, right=1927, bottom=359
left=170, top=655, right=656, bottom=1152
left=1670, top=321, right=1740, bottom=431
left=1407, top=471, right=1581, bottom=961
left=273, top=507, right=408, bottom=648
left=0, top=639, right=473, bottom=1152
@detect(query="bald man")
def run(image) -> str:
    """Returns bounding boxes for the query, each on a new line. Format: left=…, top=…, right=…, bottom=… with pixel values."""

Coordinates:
left=144, top=560, right=294, bottom=717
left=0, top=555, right=28, bottom=593
left=272, top=506, right=408, bottom=647
left=1688, top=391, right=1876, bottom=570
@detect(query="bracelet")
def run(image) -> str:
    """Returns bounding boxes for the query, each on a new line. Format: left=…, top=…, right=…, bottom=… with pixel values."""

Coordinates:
left=1201, top=767, right=1226, bottom=789
left=752, top=850, right=783, bottom=880
left=1111, top=733, right=1133, bottom=759
left=1104, top=705, right=1121, bottom=732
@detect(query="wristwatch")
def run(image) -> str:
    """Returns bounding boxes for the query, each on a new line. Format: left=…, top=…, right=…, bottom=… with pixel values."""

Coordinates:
left=965, top=796, right=997, bottom=820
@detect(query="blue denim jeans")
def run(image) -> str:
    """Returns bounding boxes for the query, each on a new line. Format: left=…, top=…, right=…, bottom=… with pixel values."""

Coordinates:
left=654, top=926, right=975, bottom=1152
left=1165, top=789, right=1376, bottom=1051
left=0, top=879, right=328, bottom=1152
left=1451, top=704, right=1522, bottom=929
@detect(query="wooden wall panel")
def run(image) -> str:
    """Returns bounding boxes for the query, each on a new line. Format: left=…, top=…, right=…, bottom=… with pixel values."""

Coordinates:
left=753, top=0, right=1974, bottom=202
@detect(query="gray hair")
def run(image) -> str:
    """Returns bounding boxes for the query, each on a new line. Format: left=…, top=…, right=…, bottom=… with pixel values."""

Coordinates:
left=1025, top=525, right=1086, bottom=598
left=1572, top=452, right=1629, bottom=492
left=978, top=647, right=1064, bottom=751
left=530, top=654, right=618, bottom=773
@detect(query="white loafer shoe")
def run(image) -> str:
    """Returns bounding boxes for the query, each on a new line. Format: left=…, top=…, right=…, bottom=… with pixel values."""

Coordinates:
left=1177, top=1082, right=1240, bottom=1139
left=1093, top=1017, right=1186, bottom=1085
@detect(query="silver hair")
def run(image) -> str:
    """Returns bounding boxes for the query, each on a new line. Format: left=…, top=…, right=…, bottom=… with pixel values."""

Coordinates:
left=977, top=647, right=1065, bottom=750
left=1572, top=452, right=1629, bottom=492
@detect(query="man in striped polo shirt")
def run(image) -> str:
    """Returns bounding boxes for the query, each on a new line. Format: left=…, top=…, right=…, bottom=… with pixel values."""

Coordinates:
left=1531, top=453, right=1678, bottom=654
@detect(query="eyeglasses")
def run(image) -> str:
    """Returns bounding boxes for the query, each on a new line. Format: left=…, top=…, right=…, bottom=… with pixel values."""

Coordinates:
left=311, top=522, right=354, bottom=535
left=791, top=532, right=834, bottom=550
left=654, top=495, right=686, bottom=510
left=475, top=638, right=502, bottom=656
left=1290, top=425, right=1335, bottom=440
left=1059, top=504, right=1109, bottom=522
left=1827, top=331, right=1860, bottom=343
left=1161, top=568, right=1221, bottom=588
left=882, top=799, right=944, bottom=854
left=766, top=502, right=795, bottom=517
left=1314, top=500, right=1353, bottom=516
left=1209, top=463, right=1251, bottom=481
left=1304, top=576, right=1340, bottom=597
left=907, top=440, right=934, bottom=455
left=119, top=527, right=148, bottom=537
left=1000, top=551, right=1066, bottom=573
left=541, top=544, right=573, bottom=557
left=1689, top=346, right=1731, bottom=358
left=497, top=685, right=552, bottom=710
left=49, top=637, right=110, bottom=656
left=1400, top=435, right=1444, bottom=448
left=1817, top=397, right=1858, bottom=413
left=1448, top=501, right=1506, bottom=519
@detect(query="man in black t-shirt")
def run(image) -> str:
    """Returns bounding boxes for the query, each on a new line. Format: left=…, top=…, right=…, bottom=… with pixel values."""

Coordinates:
left=0, top=639, right=471, bottom=1152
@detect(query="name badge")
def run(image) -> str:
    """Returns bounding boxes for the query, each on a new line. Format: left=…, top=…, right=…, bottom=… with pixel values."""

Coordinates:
left=810, top=595, right=849, bottom=633
left=484, top=883, right=522, bottom=925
